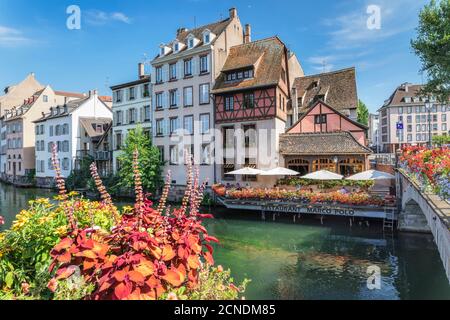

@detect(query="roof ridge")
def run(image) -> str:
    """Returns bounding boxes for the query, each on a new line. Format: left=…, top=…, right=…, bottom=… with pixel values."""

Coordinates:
left=231, top=36, right=282, bottom=49
left=300, top=67, right=355, bottom=79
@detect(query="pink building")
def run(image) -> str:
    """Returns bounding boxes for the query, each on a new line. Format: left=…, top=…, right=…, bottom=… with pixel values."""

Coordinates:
left=280, top=100, right=371, bottom=176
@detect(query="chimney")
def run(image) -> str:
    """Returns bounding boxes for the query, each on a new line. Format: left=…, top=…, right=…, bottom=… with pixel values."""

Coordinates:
left=229, top=7, right=237, bottom=19
left=177, top=27, right=188, bottom=36
left=89, top=90, right=97, bottom=97
left=138, top=63, right=145, bottom=79
left=244, top=24, right=251, bottom=43
left=292, top=87, right=299, bottom=124
left=41, top=112, right=45, bottom=118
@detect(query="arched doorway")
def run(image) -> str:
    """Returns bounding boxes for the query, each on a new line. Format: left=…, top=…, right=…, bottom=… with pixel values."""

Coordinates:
left=339, top=158, right=364, bottom=176
left=287, top=159, right=309, bottom=176
left=313, top=158, right=336, bottom=172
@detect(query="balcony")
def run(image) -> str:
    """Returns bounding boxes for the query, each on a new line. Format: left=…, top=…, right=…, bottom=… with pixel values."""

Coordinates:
left=76, top=150, right=91, bottom=159
left=95, top=151, right=111, bottom=161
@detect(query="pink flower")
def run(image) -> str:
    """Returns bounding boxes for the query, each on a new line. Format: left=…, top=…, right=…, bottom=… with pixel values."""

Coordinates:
left=0, top=215, right=4, bottom=225
left=21, top=282, right=30, bottom=294
left=47, top=278, right=58, bottom=292
left=167, top=292, right=178, bottom=300
left=217, top=265, right=223, bottom=273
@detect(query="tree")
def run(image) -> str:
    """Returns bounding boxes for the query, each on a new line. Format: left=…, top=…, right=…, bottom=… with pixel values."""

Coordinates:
left=117, top=126, right=163, bottom=193
left=357, top=100, right=369, bottom=126
left=432, top=134, right=450, bottom=146
left=411, top=0, right=450, bottom=102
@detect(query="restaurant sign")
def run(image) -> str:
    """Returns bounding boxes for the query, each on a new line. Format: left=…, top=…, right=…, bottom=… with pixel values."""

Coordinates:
left=261, top=204, right=388, bottom=219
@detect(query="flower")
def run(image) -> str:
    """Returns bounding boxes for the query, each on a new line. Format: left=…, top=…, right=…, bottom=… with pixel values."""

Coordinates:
left=167, top=292, right=178, bottom=300
left=217, top=265, right=223, bottom=273
left=47, top=278, right=58, bottom=292
left=0, top=215, right=4, bottom=226
left=21, top=282, right=30, bottom=294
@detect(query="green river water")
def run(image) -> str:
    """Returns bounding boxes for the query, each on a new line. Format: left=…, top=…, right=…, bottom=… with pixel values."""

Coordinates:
left=0, top=183, right=449, bottom=300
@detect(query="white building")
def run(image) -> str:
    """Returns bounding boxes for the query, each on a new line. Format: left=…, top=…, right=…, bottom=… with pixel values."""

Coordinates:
left=150, top=7, right=245, bottom=193
left=368, top=113, right=380, bottom=151
left=111, top=63, right=151, bottom=173
left=0, top=116, right=6, bottom=179
left=378, top=83, right=450, bottom=153
left=34, top=90, right=112, bottom=187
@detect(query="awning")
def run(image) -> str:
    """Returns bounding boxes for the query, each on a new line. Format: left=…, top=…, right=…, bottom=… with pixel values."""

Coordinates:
left=225, top=167, right=263, bottom=175
left=260, top=167, right=299, bottom=176
left=346, top=170, right=395, bottom=181
left=301, top=170, right=343, bottom=180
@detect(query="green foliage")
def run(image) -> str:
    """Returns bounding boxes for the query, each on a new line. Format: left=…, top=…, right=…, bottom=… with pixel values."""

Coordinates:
left=411, top=0, right=450, bottom=102
left=357, top=100, right=369, bottom=126
left=0, top=196, right=117, bottom=299
left=117, top=126, right=163, bottom=193
left=66, top=156, right=94, bottom=190
left=277, top=177, right=375, bottom=189
left=432, top=134, right=450, bottom=146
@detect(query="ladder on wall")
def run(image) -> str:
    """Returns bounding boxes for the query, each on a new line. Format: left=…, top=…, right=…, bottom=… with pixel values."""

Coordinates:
left=383, top=207, right=396, bottom=232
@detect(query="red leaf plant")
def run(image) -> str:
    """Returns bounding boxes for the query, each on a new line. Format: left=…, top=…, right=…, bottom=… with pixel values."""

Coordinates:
left=48, top=149, right=217, bottom=300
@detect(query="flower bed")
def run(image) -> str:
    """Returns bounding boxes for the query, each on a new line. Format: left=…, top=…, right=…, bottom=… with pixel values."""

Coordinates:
left=213, top=185, right=385, bottom=207
left=399, top=146, right=450, bottom=202
left=0, top=149, right=248, bottom=300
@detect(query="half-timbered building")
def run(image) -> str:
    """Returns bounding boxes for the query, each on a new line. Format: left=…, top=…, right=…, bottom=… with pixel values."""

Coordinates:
left=212, top=36, right=303, bottom=184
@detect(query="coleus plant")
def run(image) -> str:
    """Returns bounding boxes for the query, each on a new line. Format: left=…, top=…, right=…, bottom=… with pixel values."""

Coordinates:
left=48, top=150, right=219, bottom=300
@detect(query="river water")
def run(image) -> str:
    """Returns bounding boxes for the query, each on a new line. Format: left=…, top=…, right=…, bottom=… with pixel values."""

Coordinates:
left=0, top=182, right=449, bottom=300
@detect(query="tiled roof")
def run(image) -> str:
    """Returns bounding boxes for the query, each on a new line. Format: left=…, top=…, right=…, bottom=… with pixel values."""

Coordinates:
left=279, top=131, right=372, bottom=155
left=34, top=97, right=90, bottom=123
left=212, top=37, right=286, bottom=94
left=293, top=67, right=358, bottom=114
left=54, top=91, right=86, bottom=98
left=99, top=96, right=112, bottom=103
left=79, top=117, right=112, bottom=141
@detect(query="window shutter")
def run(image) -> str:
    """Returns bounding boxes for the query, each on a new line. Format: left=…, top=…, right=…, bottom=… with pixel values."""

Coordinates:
left=140, top=107, right=144, bottom=123
left=177, top=60, right=182, bottom=79
left=125, top=109, right=129, bottom=124
left=176, top=90, right=180, bottom=106
left=163, top=92, right=168, bottom=109
left=126, top=88, right=130, bottom=101
left=151, top=66, right=156, bottom=84
left=207, top=54, right=211, bottom=72
left=163, top=64, right=169, bottom=82
left=192, top=57, right=199, bottom=75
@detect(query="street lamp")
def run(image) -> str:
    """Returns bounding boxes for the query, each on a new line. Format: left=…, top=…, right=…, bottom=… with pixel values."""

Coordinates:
left=425, top=100, right=432, bottom=148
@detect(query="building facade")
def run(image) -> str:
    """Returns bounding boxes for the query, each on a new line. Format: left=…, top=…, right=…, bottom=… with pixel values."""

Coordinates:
left=33, top=91, right=112, bottom=187
left=111, top=63, right=151, bottom=173
left=368, top=113, right=380, bottom=151
left=281, top=100, right=371, bottom=177
left=2, top=86, right=83, bottom=185
left=378, top=83, right=450, bottom=153
left=211, top=36, right=302, bottom=186
left=150, top=7, right=246, bottom=189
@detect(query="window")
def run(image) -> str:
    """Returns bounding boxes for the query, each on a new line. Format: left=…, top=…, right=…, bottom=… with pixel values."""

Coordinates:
left=188, top=38, right=194, bottom=49
left=407, top=107, right=412, bottom=114
left=48, top=142, right=53, bottom=153
left=199, top=84, right=210, bottom=104
left=157, top=146, right=165, bottom=162
left=142, top=84, right=150, bottom=98
left=62, top=158, right=70, bottom=171
left=443, top=123, right=447, bottom=132
left=155, top=66, right=163, bottom=83
left=63, top=124, right=69, bottom=135
left=184, top=59, right=192, bottom=77
left=433, top=123, right=438, bottom=131
left=144, top=105, right=151, bottom=122
left=433, top=114, right=438, bottom=122
left=43, top=95, right=48, bottom=102
left=201, top=144, right=210, bottom=165
left=441, top=105, right=447, bottom=112
left=155, top=92, right=163, bottom=109
left=63, top=141, right=69, bottom=152
left=226, top=68, right=253, bottom=82
left=200, top=114, right=210, bottom=134
left=115, top=110, right=123, bottom=125
left=243, top=93, right=255, bottom=109
left=170, top=117, right=180, bottom=135
left=170, top=145, right=178, bottom=165
left=55, top=125, right=61, bottom=136
left=169, top=89, right=179, bottom=107
left=203, top=32, right=210, bottom=44
left=200, top=55, right=209, bottom=73
left=129, top=108, right=136, bottom=124
left=183, top=115, right=194, bottom=135
left=314, top=114, right=327, bottom=124
left=156, top=119, right=164, bottom=136
left=115, top=132, right=122, bottom=150
left=128, top=87, right=135, bottom=101
left=183, top=87, right=193, bottom=107
left=399, top=107, right=403, bottom=114
left=416, top=115, right=421, bottom=123
left=407, top=134, right=412, bottom=142
left=115, top=90, right=123, bottom=103
left=407, top=115, right=412, bottom=123
left=169, top=63, right=177, bottom=80
left=442, top=114, right=447, bottom=122
left=225, top=96, right=234, bottom=111
left=184, top=145, right=194, bottom=163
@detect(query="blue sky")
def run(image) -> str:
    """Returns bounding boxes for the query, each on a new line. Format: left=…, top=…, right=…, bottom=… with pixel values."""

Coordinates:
left=0, top=0, right=429, bottom=112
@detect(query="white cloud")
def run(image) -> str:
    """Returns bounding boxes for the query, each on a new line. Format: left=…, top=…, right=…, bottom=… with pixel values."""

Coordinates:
left=85, top=10, right=131, bottom=26
left=0, top=25, right=32, bottom=47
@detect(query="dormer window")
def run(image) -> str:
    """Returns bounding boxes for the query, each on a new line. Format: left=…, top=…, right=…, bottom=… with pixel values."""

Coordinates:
left=173, top=41, right=180, bottom=53
left=404, top=97, right=411, bottom=103
left=159, top=44, right=170, bottom=57
left=204, top=33, right=210, bottom=44
left=189, top=38, right=194, bottom=48
left=225, top=68, right=253, bottom=82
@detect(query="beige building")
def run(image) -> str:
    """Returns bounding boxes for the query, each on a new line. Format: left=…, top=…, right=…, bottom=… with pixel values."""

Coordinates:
left=378, top=83, right=450, bottom=153
left=0, top=73, right=44, bottom=116
left=3, top=85, right=84, bottom=185
left=151, top=7, right=245, bottom=189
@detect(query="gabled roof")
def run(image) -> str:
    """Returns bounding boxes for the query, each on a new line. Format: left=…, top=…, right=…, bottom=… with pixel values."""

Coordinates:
left=294, top=67, right=358, bottom=114
left=212, top=37, right=287, bottom=94
left=279, top=131, right=372, bottom=155
left=378, top=83, right=442, bottom=110
left=4, top=89, right=43, bottom=122
left=153, top=18, right=232, bottom=61
left=79, top=117, right=112, bottom=142
left=288, top=100, right=369, bottom=132
left=33, top=97, right=90, bottom=123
